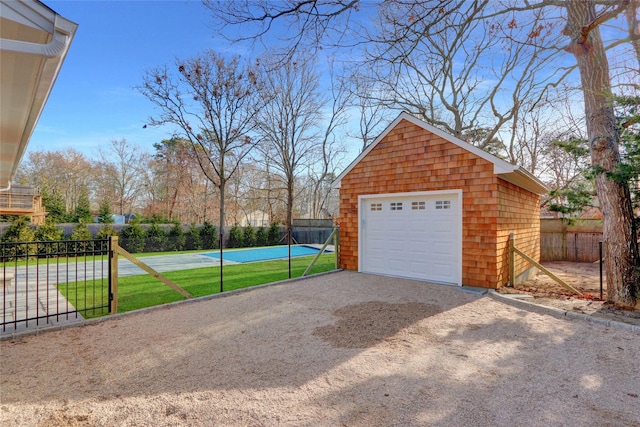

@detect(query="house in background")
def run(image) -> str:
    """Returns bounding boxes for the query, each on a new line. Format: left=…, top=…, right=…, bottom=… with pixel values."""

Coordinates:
left=333, top=112, right=549, bottom=289
left=239, top=210, right=270, bottom=228
left=0, top=184, right=46, bottom=224
left=0, top=0, right=77, bottom=191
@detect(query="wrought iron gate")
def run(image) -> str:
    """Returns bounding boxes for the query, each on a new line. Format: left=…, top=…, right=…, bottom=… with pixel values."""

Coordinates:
left=1, top=239, right=111, bottom=335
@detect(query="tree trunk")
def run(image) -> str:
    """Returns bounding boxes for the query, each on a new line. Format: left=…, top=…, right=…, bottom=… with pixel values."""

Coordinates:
left=565, top=0, right=640, bottom=307
left=626, top=1, right=640, bottom=69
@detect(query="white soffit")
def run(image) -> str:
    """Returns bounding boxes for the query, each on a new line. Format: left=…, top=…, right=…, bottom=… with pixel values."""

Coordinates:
left=0, top=0, right=78, bottom=190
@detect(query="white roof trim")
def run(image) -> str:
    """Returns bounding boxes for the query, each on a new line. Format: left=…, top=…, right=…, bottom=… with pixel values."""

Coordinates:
left=332, top=112, right=549, bottom=195
left=0, top=0, right=78, bottom=190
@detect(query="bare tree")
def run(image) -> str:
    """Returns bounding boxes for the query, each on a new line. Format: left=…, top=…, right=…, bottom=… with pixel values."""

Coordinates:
left=138, top=51, right=263, bottom=246
left=97, top=139, right=147, bottom=216
left=19, top=148, right=94, bottom=215
left=206, top=0, right=640, bottom=306
left=346, top=71, right=392, bottom=152
left=360, top=1, right=564, bottom=150
left=145, top=137, right=206, bottom=221
left=254, top=56, right=326, bottom=238
left=307, top=65, right=350, bottom=218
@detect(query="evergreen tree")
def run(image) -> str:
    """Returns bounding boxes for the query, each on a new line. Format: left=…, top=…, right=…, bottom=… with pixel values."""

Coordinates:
left=243, top=224, right=256, bottom=247
left=119, top=220, right=145, bottom=253
left=97, top=198, right=114, bottom=224
left=200, top=221, right=218, bottom=249
left=1, top=217, right=36, bottom=258
left=42, top=188, right=68, bottom=223
left=613, top=95, right=640, bottom=225
left=69, top=221, right=93, bottom=254
left=255, top=226, right=268, bottom=247
left=70, top=221, right=92, bottom=240
left=167, top=223, right=185, bottom=251
left=144, top=223, right=167, bottom=252
left=73, top=187, right=93, bottom=223
left=268, top=222, right=281, bottom=246
left=96, top=224, right=119, bottom=239
left=227, top=224, right=244, bottom=248
left=34, top=221, right=63, bottom=242
left=34, top=221, right=64, bottom=257
left=185, top=223, right=202, bottom=250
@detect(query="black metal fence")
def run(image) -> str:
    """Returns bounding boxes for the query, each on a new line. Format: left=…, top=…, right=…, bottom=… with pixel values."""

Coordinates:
left=1, top=239, right=111, bottom=334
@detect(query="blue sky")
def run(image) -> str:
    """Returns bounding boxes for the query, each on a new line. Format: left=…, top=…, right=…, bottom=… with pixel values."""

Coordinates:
left=28, top=0, right=239, bottom=159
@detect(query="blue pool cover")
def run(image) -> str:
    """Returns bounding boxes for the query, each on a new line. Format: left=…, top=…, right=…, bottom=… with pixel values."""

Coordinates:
left=203, top=245, right=329, bottom=263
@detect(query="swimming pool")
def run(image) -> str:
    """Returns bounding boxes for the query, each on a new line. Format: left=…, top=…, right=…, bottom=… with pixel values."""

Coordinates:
left=202, top=245, right=330, bottom=263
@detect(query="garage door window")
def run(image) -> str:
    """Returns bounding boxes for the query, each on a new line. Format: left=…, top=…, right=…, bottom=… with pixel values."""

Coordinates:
left=435, top=200, right=451, bottom=209
left=412, top=201, right=426, bottom=210
left=390, top=202, right=403, bottom=211
left=370, top=203, right=382, bottom=211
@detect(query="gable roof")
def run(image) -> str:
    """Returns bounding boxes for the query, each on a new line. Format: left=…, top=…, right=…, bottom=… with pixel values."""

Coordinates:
left=332, top=112, right=549, bottom=195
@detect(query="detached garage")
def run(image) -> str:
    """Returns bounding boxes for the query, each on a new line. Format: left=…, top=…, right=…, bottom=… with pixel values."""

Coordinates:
left=333, top=112, right=548, bottom=289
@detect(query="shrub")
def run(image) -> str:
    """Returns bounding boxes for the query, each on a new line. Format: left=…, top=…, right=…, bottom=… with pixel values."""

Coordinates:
left=167, top=223, right=185, bottom=251
left=255, top=226, right=268, bottom=246
left=1, top=217, right=36, bottom=258
left=243, top=224, right=256, bottom=247
left=185, top=223, right=202, bottom=250
left=200, top=222, right=218, bottom=249
left=34, top=222, right=64, bottom=257
left=227, top=224, right=244, bottom=248
left=268, top=222, right=281, bottom=246
left=69, top=222, right=93, bottom=254
left=34, top=222, right=63, bottom=242
left=119, top=221, right=145, bottom=253
left=144, top=223, right=167, bottom=252
left=96, top=224, right=118, bottom=239
left=97, top=199, right=114, bottom=224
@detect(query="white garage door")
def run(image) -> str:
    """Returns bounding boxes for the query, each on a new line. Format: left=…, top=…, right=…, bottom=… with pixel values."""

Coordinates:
left=359, top=191, right=462, bottom=285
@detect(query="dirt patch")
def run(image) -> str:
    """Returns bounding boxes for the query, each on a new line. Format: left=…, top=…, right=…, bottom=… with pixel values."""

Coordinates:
left=313, top=301, right=441, bottom=348
left=497, top=261, right=640, bottom=327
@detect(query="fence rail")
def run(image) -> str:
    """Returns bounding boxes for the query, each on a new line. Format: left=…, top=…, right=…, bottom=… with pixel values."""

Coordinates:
left=1, top=239, right=111, bottom=334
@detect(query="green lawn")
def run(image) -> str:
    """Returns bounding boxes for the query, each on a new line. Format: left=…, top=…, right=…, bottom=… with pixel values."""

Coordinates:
left=61, top=253, right=337, bottom=317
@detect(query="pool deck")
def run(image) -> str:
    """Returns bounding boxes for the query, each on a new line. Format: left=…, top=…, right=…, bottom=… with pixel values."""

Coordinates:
left=123, top=245, right=334, bottom=275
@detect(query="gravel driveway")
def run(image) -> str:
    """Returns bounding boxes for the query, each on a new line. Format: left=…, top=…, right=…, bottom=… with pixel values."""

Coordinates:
left=1, top=271, right=639, bottom=426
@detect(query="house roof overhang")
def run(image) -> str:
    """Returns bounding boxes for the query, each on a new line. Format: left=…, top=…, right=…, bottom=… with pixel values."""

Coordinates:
left=332, top=112, right=549, bottom=195
left=0, top=0, right=77, bottom=190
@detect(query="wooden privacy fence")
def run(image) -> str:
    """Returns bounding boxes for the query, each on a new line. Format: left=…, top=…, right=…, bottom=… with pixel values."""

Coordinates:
left=540, top=219, right=602, bottom=262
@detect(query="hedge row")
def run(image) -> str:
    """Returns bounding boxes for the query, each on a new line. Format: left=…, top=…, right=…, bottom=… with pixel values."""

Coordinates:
left=0, top=217, right=283, bottom=255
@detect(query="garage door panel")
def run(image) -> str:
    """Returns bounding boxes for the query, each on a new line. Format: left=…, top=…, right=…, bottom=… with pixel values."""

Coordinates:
left=361, top=192, right=461, bottom=285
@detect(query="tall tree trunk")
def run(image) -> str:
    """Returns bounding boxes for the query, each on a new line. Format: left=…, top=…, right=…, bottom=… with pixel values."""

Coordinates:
left=626, top=0, right=640, bottom=68
left=565, top=0, right=640, bottom=307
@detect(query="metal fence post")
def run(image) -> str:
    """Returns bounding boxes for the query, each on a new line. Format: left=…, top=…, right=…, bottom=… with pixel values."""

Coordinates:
left=599, top=241, right=603, bottom=300
left=109, top=235, right=119, bottom=314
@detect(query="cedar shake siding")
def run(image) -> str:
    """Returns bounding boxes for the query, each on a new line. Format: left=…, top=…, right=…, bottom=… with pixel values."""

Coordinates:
left=334, top=113, right=547, bottom=289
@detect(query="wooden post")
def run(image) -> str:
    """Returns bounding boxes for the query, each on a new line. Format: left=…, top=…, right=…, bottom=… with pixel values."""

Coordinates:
left=512, top=245, right=582, bottom=295
left=303, top=228, right=336, bottom=277
left=109, top=235, right=119, bottom=314
left=509, top=233, right=515, bottom=287
left=334, top=227, right=340, bottom=270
